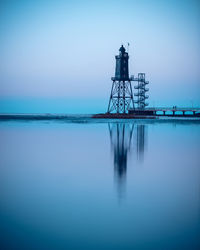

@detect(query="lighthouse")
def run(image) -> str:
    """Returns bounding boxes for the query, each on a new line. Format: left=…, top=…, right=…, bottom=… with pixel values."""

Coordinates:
left=107, top=45, right=150, bottom=114
left=107, top=45, right=134, bottom=114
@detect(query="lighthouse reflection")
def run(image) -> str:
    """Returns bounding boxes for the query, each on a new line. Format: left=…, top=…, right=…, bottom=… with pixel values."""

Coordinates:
left=108, top=123, right=147, bottom=199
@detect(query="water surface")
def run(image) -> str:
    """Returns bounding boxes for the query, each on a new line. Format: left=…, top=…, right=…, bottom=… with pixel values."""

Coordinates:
left=0, top=118, right=200, bottom=249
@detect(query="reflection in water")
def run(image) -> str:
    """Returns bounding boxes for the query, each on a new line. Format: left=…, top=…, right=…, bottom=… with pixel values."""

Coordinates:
left=136, top=125, right=146, bottom=162
left=108, top=123, right=147, bottom=199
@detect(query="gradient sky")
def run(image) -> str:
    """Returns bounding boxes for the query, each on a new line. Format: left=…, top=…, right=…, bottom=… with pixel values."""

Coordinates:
left=0, top=0, right=200, bottom=113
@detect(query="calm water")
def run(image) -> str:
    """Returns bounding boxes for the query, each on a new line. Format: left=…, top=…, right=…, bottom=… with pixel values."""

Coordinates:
left=0, top=118, right=200, bottom=250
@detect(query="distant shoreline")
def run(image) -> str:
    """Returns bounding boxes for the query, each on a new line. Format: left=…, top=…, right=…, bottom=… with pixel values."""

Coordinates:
left=0, top=114, right=200, bottom=124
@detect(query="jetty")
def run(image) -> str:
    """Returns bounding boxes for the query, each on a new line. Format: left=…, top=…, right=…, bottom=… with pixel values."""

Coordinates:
left=129, top=107, right=200, bottom=117
left=92, top=107, right=200, bottom=119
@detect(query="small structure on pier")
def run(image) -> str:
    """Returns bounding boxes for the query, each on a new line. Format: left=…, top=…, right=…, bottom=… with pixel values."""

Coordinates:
left=134, top=73, right=149, bottom=109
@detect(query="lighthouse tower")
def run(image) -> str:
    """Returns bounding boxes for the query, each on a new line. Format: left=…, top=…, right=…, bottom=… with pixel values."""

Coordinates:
left=107, top=45, right=134, bottom=113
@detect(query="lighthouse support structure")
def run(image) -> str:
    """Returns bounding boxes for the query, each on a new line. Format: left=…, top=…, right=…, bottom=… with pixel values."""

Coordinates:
left=107, top=78, right=134, bottom=113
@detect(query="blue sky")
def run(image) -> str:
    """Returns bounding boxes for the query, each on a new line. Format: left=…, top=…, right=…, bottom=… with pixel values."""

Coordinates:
left=0, top=0, right=200, bottom=113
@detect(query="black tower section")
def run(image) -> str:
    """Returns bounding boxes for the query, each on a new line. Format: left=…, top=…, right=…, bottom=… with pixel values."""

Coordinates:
left=115, top=45, right=129, bottom=81
left=107, top=45, right=134, bottom=113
